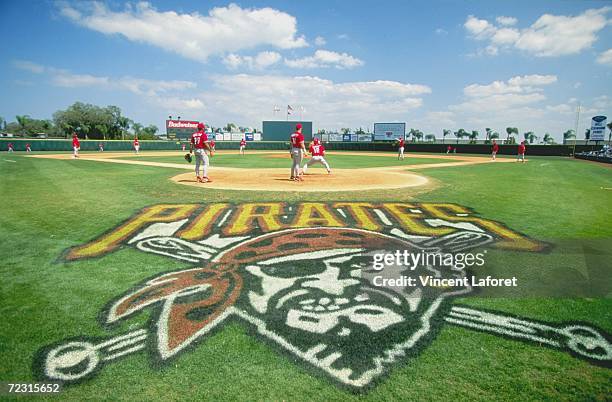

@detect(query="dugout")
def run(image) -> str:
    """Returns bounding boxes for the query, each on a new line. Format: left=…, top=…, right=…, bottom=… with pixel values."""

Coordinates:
left=263, top=121, right=312, bottom=141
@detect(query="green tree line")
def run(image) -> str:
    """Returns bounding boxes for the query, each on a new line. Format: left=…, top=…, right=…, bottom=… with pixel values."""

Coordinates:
left=1, top=102, right=159, bottom=140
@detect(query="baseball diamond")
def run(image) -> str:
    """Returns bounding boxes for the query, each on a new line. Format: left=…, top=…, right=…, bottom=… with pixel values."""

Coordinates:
left=2, top=147, right=610, bottom=401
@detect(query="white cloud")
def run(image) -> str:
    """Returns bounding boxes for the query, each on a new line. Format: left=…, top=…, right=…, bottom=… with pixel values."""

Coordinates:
left=200, top=74, right=430, bottom=128
left=52, top=73, right=110, bottom=87
left=58, top=2, right=307, bottom=63
left=435, top=28, right=448, bottom=35
left=314, top=36, right=326, bottom=46
left=222, top=51, right=282, bottom=70
left=463, top=74, right=557, bottom=97
left=25, top=61, right=202, bottom=111
left=285, top=50, right=364, bottom=69
left=496, top=16, right=518, bottom=26
left=13, top=60, right=45, bottom=74
left=464, top=15, right=495, bottom=39
left=155, top=97, right=205, bottom=111
left=596, top=49, right=612, bottom=66
left=337, top=34, right=349, bottom=40
left=465, top=7, right=611, bottom=57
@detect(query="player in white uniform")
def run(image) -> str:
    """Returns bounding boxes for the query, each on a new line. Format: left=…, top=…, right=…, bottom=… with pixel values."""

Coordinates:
left=302, top=138, right=331, bottom=174
left=397, top=137, right=405, bottom=160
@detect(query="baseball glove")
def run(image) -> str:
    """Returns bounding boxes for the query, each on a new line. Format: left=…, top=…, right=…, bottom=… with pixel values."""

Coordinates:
left=184, top=153, right=192, bottom=163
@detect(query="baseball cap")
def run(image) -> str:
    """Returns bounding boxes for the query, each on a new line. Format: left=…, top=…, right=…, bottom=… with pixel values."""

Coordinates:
left=197, top=122, right=206, bottom=129
left=296, top=123, right=302, bottom=130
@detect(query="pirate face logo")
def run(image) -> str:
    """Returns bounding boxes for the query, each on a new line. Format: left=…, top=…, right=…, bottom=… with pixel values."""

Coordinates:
left=36, top=204, right=612, bottom=391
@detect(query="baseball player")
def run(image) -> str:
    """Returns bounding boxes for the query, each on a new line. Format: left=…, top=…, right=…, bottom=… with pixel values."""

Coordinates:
left=289, top=123, right=308, bottom=181
left=491, top=140, right=499, bottom=160
left=239, top=138, right=246, bottom=155
left=517, top=141, right=526, bottom=163
left=133, top=137, right=140, bottom=154
left=181, top=143, right=186, bottom=152
left=210, top=139, right=216, bottom=152
left=72, top=133, right=80, bottom=158
left=25, top=143, right=32, bottom=153
left=7, top=142, right=14, bottom=152
left=397, top=137, right=405, bottom=160
left=302, top=138, right=331, bottom=174
left=446, top=144, right=452, bottom=154
left=99, top=142, right=104, bottom=152
left=190, top=122, right=214, bottom=183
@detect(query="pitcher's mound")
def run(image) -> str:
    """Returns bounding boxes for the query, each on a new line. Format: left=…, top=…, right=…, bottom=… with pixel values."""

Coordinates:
left=171, top=167, right=429, bottom=192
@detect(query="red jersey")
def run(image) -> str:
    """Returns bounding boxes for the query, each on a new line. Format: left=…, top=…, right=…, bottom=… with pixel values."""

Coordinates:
left=134, top=139, right=139, bottom=146
left=72, top=137, right=80, bottom=147
left=8, top=143, right=13, bottom=149
left=492, top=143, right=499, bottom=152
left=191, top=130, right=209, bottom=149
left=290, top=132, right=304, bottom=148
left=210, top=140, right=216, bottom=149
left=309, top=143, right=325, bottom=157
left=26, top=143, right=31, bottom=148
left=398, top=139, right=404, bottom=147
left=518, top=144, right=526, bottom=154
left=240, top=139, right=246, bottom=146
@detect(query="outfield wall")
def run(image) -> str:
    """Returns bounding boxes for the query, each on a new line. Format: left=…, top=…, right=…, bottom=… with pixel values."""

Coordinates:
left=0, top=138, right=604, bottom=155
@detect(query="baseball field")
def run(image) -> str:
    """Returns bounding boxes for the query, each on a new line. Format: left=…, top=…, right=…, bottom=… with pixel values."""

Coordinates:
left=1, top=149, right=611, bottom=400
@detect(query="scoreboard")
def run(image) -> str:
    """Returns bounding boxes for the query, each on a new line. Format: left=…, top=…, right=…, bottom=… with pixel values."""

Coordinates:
left=373, top=123, right=406, bottom=141
left=166, top=120, right=199, bottom=140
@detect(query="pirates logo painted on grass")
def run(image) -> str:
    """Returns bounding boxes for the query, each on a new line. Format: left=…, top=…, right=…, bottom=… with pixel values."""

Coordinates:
left=36, top=203, right=612, bottom=390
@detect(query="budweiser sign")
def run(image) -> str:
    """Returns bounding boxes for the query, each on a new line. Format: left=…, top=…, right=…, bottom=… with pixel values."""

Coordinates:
left=166, top=120, right=199, bottom=129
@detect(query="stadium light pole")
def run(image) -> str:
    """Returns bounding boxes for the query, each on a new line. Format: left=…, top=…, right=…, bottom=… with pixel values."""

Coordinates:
left=573, top=101, right=581, bottom=156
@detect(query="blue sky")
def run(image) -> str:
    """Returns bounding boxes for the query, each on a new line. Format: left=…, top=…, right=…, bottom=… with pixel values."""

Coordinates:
left=1, top=1, right=611, bottom=140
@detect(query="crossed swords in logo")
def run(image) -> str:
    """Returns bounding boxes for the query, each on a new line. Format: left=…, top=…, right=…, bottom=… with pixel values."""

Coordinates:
left=40, top=229, right=612, bottom=384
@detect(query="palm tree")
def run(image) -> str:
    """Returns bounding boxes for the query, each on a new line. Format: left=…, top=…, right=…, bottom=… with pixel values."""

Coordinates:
left=469, top=130, right=479, bottom=143
left=442, top=129, right=451, bottom=144
left=562, top=130, right=575, bottom=144
left=225, top=123, right=237, bottom=132
left=490, top=131, right=500, bottom=140
left=584, top=128, right=590, bottom=140
left=506, top=127, right=518, bottom=143
left=408, top=128, right=417, bottom=142
left=16, top=115, right=31, bottom=136
left=524, top=131, right=536, bottom=144
left=454, top=128, right=467, bottom=144
left=132, top=122, right=143, bottom=137
left=542, top=133, right=553, bottom=144
left=425, top=134, right=436, bottom=142
left=414, top=129, right=423, bottom=142
left=485, top=127, right=492, bottom=143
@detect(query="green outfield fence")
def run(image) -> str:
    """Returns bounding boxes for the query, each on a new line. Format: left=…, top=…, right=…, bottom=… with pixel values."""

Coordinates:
left=0, top=138, right=604, bottom=156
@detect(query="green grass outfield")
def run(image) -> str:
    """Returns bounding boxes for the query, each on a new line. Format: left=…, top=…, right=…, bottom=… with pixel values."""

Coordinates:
left=117, top=151, right=458, bottom=169
left=0, top=152, right=610, bottom=401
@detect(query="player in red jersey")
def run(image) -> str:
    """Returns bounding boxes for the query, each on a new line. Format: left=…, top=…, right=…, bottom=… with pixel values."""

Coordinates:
left=517, top=141, right=526, bottom=163
left=289, top=123, right=308, bottom=181
left=492, top=140, right=499, bottom=160
left=7, top=142, right=14, bottom=152
left=190, top=122, right=214, bottom=183
left=446, top=144, right=452, bottom=154
left=239, top=138, right=246, bottom=155
left=25, top=143, right=32, bottom=153
left=397, top=137, right=405, bottom=160
left=133, top=137, right=140, bottom=154
left=303, top=137, right=331, bottom=174
left=210, top=139, right=216, bottom=152
left=72, top=133, right=80, bottom=158
left=99, top=142, right=104, bottom=152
